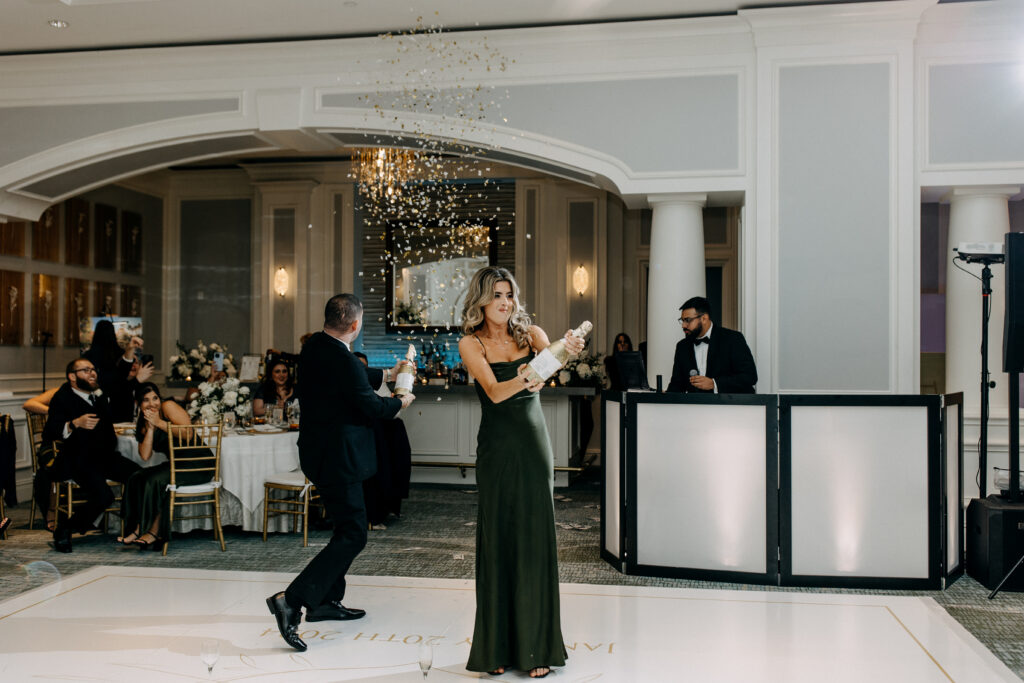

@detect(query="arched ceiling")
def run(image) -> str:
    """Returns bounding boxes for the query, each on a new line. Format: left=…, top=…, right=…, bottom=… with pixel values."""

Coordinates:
left=2, top=0, right=926, bottom=55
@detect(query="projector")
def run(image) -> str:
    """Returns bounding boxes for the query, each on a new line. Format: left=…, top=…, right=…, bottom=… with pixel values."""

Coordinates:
left=955, top=242, right=1005, bottom=264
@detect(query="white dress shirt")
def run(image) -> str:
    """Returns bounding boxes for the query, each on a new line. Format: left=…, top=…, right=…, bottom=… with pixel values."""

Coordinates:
left=694, top=323, right=718, bottom=394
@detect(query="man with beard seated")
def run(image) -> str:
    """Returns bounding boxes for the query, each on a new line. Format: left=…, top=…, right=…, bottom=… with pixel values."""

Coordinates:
left=42, top=358, right=141, bottom=553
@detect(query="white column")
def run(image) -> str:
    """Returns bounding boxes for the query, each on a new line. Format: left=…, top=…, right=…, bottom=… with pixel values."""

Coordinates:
left=646, top=193, right=706, bottom=389
left=945, top=186, right=1018, bottom=415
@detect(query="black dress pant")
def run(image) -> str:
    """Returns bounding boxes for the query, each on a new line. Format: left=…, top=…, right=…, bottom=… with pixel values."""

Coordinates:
left=50, top=452, right=140, bottom=533
left=286, top=481, right=367, bottom=609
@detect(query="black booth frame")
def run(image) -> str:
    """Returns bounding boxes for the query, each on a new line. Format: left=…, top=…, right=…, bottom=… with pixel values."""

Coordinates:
left=602, top=391, right=779, bottom=585
left=778, top=394, right=943, bottom=590
left=603, top=391, right=963, bottom=590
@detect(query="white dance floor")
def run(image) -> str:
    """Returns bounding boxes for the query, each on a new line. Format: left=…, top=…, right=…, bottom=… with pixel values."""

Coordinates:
left=0, top=565, right=1016, bottom=682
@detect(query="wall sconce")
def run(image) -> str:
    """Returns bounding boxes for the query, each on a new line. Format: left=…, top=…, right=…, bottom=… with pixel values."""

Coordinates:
left=572, top=264, right=589, bottom=297
left=274, top=267, right=289, bottom=297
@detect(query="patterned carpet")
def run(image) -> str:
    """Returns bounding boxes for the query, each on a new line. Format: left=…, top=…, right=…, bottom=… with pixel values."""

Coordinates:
left=1, top=475, right=1022, bottom=679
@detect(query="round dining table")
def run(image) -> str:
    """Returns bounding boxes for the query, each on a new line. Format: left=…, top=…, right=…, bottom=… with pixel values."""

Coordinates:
left=116, top=427, right=301, bottom=533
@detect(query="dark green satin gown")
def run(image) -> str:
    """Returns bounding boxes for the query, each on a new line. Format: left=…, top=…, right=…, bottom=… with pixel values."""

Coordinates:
left=466, top=354, right=567, bottom=673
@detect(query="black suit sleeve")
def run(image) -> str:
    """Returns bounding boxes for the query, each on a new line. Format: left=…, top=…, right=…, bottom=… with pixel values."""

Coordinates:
left=343, top=355, right=401, bottom=421
left=42, top=390, right=75, bottom=442
left=666, top=341, right=690, bottom=393
left=713, top=331, right=758, bottom=394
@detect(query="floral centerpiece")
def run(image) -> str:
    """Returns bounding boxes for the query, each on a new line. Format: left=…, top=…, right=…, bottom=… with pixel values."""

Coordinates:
left=168, top=340, right=237, bottom=382
left=187, top=377, right=252, bottom=424
left=556, top=350, right=609, bottom=388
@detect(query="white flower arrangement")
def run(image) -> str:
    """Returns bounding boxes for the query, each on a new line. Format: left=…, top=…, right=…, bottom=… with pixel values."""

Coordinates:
left=557, top=348, right=608, bottom=388
left=187, top=377, right=251, bottom=423
left=168, top=340, right=237, bottom=382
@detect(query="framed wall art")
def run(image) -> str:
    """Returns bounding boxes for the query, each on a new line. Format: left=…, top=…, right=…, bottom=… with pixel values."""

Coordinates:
left=0, top=270, right=24, bottom=345
left=64, top=278, right=88, bottom=347
left=121, top=210, right=142, bottom=274
left=0, top=222, right=25, bottom=257
left=32, top=206, right=59, bottom=262
left=120, top=284, right=141, bottom=318
left=94, top=203, right=117, bottom=269
left=32, top=273, right=58, bottom=346
left=64, top=198, right=89, bottom=266
left=94, top=281, right=117, bottom=318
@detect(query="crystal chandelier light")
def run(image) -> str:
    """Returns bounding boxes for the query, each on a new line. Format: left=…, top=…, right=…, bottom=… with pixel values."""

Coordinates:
left=355, top=147, right=418, bottom=201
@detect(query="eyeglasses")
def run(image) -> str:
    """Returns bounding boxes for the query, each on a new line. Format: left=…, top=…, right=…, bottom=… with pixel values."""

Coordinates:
left=679, top=314, right=705, bottom=325
left=74, top=367, right=97, bottom=375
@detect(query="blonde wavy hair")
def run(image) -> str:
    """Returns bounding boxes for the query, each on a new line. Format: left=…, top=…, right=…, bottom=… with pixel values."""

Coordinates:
left=460, top=266, right=533, bottom=348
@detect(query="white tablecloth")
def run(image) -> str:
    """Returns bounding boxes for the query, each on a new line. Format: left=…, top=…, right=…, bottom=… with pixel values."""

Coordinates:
left=117, top=430, right=301, bottom=533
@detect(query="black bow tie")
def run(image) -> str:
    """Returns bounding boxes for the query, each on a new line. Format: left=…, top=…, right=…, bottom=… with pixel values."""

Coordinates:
left=693, top=337, right=709, bottom=346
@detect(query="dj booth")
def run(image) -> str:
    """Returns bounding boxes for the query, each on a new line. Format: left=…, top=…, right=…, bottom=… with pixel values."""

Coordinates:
left=601, top=391, right=964, bottom=590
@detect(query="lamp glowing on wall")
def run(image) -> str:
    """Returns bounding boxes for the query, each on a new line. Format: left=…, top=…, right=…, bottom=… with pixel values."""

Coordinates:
left=274, top=267, right=289, bottom=297
left=572, top=264, right=589, bottom=297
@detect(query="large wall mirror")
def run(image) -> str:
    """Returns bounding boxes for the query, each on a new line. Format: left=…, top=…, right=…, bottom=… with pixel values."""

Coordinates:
left=385, top=219, right=498, bottom=333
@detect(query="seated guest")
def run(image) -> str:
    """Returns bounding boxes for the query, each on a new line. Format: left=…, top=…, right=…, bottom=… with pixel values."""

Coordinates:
left=667, top=296, right=757, bottom=394
left=43, top=358, right=142, bottom=552
left=119, top=382, right=213, bottom=550
left=604, top=332, right=634, bottom=385
left=23, top=387, right=57, bottom=415
left=253, top=358, right=298, bottom=417
left=612, top=332, right=633, bottom=354
left=0, top=516, right=9, bottom=536
left=84, top=320, right=154, bottom=423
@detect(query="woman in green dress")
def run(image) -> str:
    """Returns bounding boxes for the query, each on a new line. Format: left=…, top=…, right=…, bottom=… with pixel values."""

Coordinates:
left=458, top=266, right=583, bottom=679
left=118, top=382, right=212, bottom=549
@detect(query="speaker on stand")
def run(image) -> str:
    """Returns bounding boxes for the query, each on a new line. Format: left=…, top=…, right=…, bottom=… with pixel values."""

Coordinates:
left=981, top=232, right=1024, bottom=598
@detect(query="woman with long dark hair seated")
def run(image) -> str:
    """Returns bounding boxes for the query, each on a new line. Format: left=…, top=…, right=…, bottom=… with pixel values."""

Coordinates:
left=84, top=320, right=154, bottom=423
left=253, top=358, right=298, bottom=417
left=119, top=382, right=213, bottom=549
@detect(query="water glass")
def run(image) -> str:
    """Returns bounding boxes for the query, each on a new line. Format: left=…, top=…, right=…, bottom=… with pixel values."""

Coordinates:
left=200, top=639, right=219, bottom=675
left=223, top=411, right=236, bottom=429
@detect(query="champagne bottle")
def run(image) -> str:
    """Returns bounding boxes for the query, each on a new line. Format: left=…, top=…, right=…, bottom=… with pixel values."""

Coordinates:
left=393, top=344, right=418, bottom=396
left=522, top=321, right=592, bottom=384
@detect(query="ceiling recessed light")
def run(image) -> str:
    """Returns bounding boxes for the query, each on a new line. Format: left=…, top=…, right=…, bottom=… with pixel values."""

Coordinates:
left=48, top=19, right=69, bottom=28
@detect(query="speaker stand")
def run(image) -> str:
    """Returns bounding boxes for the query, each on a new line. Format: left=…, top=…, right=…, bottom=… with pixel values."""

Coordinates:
left=979, top=263, right=997, bottom=497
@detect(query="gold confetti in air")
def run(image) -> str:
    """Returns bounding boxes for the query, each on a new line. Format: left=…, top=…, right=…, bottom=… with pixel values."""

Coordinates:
left=346, top=15, right=517, bottom=351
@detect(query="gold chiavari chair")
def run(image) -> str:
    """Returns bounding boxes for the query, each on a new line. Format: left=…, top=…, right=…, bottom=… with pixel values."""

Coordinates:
left=261, top=472, right=321, bottom=547
left=24, top=412, right=49, bottom=529
left=165, top=421, right=225, bottom=556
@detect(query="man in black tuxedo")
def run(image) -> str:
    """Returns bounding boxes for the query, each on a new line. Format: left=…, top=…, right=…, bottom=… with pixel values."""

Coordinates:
left=667, top=296, right=757, bottom=394
left=267, top=293, right=415, bottom=652
left=42, top=358, right=141, bottom=552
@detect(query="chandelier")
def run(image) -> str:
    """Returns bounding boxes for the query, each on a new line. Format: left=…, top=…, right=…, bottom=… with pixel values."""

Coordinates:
left=355, top=147, right=418, bottom=201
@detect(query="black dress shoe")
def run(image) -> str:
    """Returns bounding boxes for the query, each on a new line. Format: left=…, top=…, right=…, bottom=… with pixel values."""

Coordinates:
left=305, top=601, right=366, bottom=622
left=266, top=592, right=306, bottom=652
left=52, top=527, right=72, bottom=553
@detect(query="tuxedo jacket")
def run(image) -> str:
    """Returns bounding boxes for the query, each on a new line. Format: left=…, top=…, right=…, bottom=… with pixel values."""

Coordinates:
left=297, top=332, right=402, bottom=486
left=42, top=381, right=118, bottom=461
left=666, top=326, right=757, bottom=394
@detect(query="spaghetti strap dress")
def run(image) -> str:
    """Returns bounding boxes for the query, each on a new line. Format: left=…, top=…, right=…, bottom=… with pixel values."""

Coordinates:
left=466, top=352, right=567, bottom=673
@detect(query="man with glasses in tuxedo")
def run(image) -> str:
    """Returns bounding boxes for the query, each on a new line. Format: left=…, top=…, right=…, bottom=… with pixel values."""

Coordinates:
left=42, top=357, right=141, bottom=552
left=667, top=296, right=757, bottom=394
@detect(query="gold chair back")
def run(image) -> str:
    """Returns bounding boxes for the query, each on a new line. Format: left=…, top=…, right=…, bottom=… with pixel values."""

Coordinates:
left=24, top=412, right=48, bottom=530
left=165, top=421, right=225, bottom=555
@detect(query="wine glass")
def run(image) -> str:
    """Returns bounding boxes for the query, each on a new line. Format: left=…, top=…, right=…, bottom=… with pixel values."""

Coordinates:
left=200, top=639, right=219, bottom=676
left=418, top=642, right=433, bottom=678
